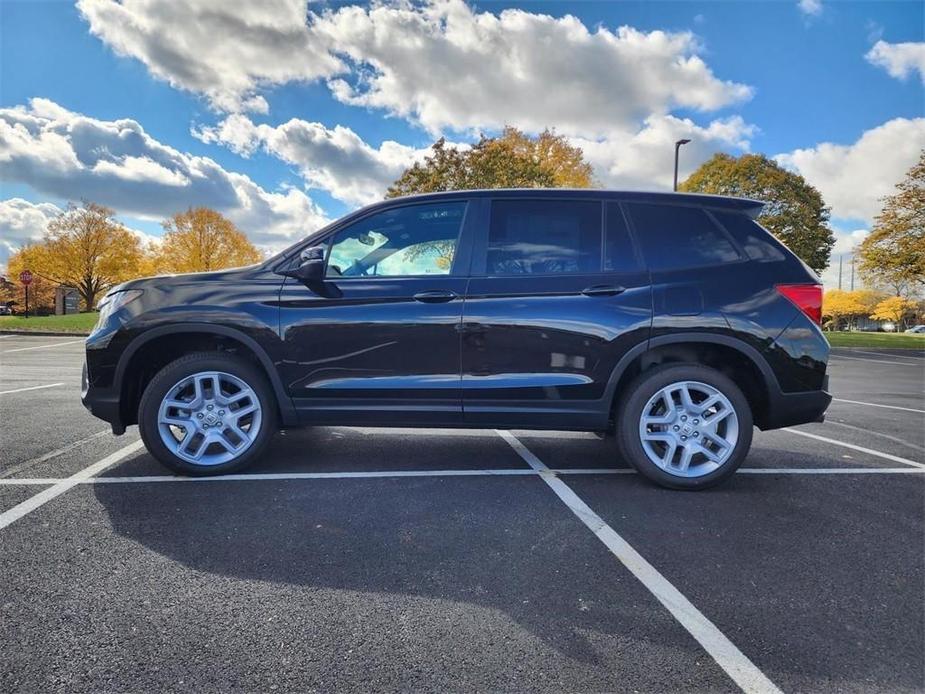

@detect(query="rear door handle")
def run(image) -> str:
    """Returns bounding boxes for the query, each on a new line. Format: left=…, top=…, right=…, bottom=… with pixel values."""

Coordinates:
left=581, top=285, right=626, bottom=297
left=413, top=290, right=458, bottom=303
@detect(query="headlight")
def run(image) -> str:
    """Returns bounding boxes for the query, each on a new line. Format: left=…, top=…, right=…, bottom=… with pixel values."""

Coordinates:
left=94, top=289, right=144, bottom=332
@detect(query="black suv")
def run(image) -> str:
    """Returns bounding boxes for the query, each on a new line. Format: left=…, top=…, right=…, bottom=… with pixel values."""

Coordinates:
left=82, top=190, right=830, bottom=489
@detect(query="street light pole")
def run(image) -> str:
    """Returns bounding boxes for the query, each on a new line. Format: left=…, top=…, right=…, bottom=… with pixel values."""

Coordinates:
left=673, top=138, right=691, bottom=191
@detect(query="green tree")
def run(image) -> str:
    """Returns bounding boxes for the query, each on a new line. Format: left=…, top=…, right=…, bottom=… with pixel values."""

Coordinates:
left=858, top=150, right=925, bottom=295
left=680, top=153, right=834, bottom=272
left=387, top=127, right=593, bottom=198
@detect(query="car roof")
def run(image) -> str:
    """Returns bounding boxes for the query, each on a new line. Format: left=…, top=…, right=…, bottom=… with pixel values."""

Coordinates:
left=381, top=188, right=765, bottom=215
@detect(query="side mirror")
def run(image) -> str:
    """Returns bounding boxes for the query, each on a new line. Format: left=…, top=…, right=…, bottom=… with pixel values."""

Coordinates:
left=282, top=245, right=326, bottom=284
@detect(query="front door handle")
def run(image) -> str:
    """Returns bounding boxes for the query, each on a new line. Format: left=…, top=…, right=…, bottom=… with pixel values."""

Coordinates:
left=413, top=290, right=458, bottom=303
left=582, top=285, right=626, bottom=297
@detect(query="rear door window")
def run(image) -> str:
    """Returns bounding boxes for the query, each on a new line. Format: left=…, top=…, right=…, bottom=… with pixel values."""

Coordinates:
left=626, top=203, right=742, bottom=272
left=487, top=199, right=602, bottom=275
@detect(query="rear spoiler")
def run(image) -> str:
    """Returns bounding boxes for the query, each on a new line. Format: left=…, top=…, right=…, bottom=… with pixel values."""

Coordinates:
left=740, top=200, right=765, bottom=220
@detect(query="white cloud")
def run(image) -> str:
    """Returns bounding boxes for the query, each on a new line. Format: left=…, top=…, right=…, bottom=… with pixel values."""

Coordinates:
left=315, top=1, right=752, bottom=136
left=819, top=228, right=869, bottom=290
left=194, top=114, right=436, bottom=206
left=77, top=0, right=343, bottom=113
left=196, top=112, right=756, bottom=205
left=0, top=198, right=62, bottom=273
left=572, top=115, right=757, bottom=190
left=80, top=0, right=752, bottom=136
left=865, top=40, right=925, bottom=82
left=797, top=0, right=823, bottom=17
left=0, top=99, right=329, bottom=252
left=775, top=117, right=925, bottom=223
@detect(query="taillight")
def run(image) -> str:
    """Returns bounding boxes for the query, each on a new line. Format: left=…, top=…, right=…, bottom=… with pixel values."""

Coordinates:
left=776, top=283, right=823, bottom=326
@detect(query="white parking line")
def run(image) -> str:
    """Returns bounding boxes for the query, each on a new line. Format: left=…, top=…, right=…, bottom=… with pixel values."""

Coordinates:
left=824, top=420, right=925, bottom=453
left=0, top=383, right=64, bottom=396
left=2, top=339, right=84, bottom=353
left=839, top=349, right=923, bottom=361
left=9, top=465, right=925, bottom=486
left=0, top=440, right=144, bottom=531
left=832, top=397, right=925, bottom=414
left=783, top=428, right=925, bottom=469
left=0, top=430, right=111, bottom=479
left=495, top=430, right=782, bottom=694
left=2, top=466, right=922, bottom=486
left=829, top=354, right=918, bottom=366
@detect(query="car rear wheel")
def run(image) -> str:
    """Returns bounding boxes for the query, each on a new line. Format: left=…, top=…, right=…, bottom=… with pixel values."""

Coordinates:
left=139, top=352, right=277, bottom=475
left=616, top=364, right=753, bottom=489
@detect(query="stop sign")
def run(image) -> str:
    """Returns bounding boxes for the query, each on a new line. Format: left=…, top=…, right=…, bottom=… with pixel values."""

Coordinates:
left=19, top=270, right=33, bottom=285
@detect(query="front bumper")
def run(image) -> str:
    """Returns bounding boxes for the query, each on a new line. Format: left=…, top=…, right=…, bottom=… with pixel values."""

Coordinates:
left=81, top=361, right=126, bottom=435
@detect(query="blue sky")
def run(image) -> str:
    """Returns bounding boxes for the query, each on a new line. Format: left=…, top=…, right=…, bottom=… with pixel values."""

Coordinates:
left=1, top=0, right=923, bottom=286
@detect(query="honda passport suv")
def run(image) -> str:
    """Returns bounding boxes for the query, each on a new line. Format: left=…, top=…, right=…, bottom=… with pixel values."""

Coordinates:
left=82, top=190, right=831, bottom=489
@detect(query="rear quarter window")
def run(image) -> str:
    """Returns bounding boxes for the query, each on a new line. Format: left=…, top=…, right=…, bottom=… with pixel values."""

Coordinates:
left=626, top=203, right=743, bottom=272
left=711, top=210, right=787, bottom=263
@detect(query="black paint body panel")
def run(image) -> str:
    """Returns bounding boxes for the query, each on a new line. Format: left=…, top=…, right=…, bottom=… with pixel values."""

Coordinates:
left=82, top=189, right=831, bottom=435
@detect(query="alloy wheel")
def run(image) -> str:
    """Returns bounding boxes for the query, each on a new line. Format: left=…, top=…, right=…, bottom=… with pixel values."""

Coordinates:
left=638, top=380, right=739, bottom=478
left=157, top=370, right=262, bottom=466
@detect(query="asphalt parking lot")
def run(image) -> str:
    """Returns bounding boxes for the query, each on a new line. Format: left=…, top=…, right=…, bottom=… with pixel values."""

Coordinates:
left=1, top=334, right=922, bottom=693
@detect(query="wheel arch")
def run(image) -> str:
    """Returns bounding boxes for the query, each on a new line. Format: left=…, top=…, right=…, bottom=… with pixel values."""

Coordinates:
left=115, top=324, right=297, bottom=428
left=605, top=333, right=779, bottom=429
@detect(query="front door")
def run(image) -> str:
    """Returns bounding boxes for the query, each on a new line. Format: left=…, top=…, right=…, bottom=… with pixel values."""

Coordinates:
left=461, top=198, right=652, bottom=429
left=278, top=200, right=472, bottom=426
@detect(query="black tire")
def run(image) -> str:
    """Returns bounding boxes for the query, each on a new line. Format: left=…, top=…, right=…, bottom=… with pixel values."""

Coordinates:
left=616, top=363, right=753, bottom=490
left=138, top=352, right=277, bottom=476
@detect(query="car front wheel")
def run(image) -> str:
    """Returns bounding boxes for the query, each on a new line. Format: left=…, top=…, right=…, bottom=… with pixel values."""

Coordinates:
left=138, top=352, right=277, bottom=475
left=616, top=364, right=753, bottom=490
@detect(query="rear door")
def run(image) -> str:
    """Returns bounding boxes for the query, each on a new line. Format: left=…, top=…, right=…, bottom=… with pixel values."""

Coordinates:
left=278, top=199, right=472, bottom=426
left=460, top=197, right=652, bottom=430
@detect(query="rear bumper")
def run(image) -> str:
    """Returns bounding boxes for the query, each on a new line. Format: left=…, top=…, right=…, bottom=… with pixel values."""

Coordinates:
left=759, top=375, right=831, bottom=430
left=81, top=361, right=126, bottom=435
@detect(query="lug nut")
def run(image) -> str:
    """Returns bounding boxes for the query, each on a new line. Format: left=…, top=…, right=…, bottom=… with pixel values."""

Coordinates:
left=693, top=432, right=699, bottom=438
left=693, top=419, right=699, bottom=425
left=207, top=405, right=213, bottom=411
left=197, top=413, right=203, bottom=419
left=681, top=415, right=687, bottom=422
left=219, top=410, right=225, bottom=415
left=673, top=425, right=680, bottom=431
left=681, top=435, right=688, bottom=441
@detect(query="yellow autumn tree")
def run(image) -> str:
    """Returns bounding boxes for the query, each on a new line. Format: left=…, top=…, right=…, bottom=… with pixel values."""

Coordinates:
left=496, top=127, right=595, bottom=188
left=151, top=207, right=262, bottom=274
left=870, top=296, right=918, bottom=328
left=387, top=127, right=594, bottom=197
left=822, top=289, right=882, bottom=331
left=10, top=202, right=144, bottom=311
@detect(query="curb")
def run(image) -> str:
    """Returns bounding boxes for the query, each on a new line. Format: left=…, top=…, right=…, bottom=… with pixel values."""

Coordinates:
left=0, top=330, right=89, bottom=337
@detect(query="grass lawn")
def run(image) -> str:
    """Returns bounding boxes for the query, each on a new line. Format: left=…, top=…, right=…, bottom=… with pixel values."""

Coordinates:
left=825, top=331, right=925, bottom=349
left=0, top=312, right=99, bottom=334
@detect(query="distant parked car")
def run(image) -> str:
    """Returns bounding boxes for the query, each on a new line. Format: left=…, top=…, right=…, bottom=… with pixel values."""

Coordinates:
left=0, top=305, right=12, bottom=316
left=905, top=325, right=925, bottom=333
